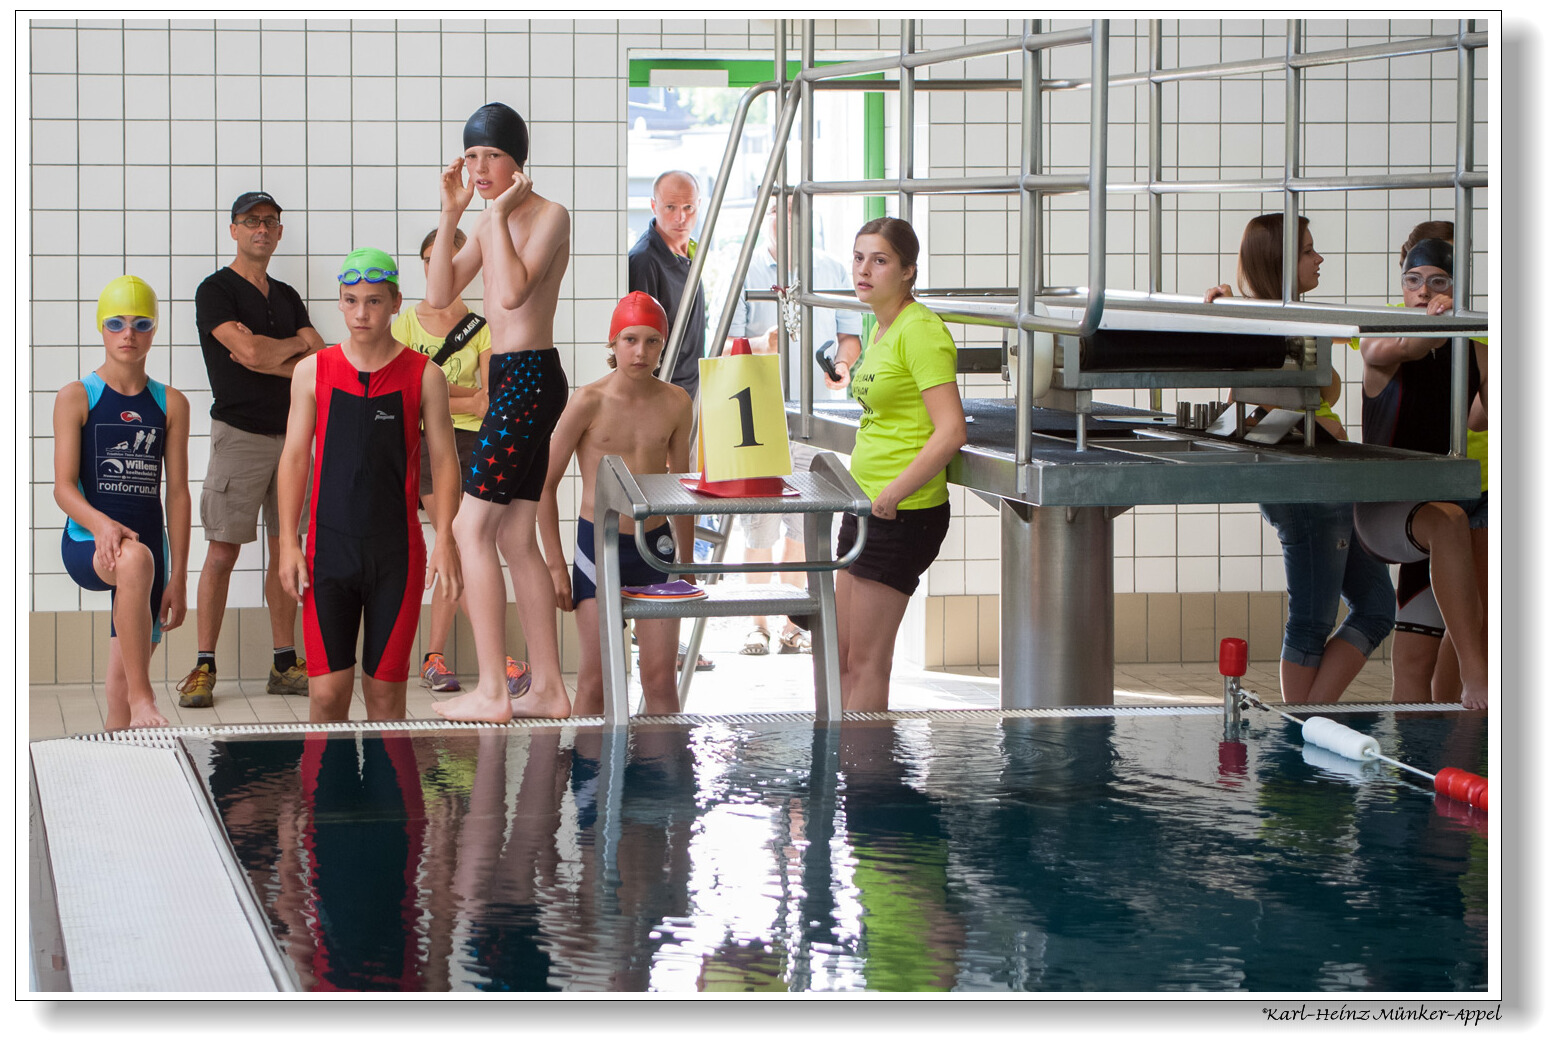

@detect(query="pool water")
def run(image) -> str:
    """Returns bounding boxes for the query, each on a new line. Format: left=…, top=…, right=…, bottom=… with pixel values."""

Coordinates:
left=188, top=710, right=1488, bottom=993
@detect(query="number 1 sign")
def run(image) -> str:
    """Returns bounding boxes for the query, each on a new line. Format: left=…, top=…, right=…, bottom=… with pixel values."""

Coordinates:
left=696, top=350, right=793, bottom=483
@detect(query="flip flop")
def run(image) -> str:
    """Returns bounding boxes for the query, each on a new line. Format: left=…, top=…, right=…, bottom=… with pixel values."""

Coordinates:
left=677, top=643, right=715, bottom=671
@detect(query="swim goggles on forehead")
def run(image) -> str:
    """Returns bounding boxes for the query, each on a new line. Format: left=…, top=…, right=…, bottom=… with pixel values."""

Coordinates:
left=103, top=316, right=156, bottom=333
left=337, top=267, right=398, bottom=285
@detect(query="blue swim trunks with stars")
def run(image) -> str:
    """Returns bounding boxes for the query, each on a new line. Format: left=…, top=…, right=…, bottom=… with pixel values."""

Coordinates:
left=463, top=349, right=568, bottom=504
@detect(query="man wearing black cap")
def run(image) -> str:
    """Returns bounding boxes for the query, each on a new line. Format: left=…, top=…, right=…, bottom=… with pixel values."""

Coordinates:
left=628, top=170, right=706, bottom=400
left=426, top=101, right=575, bottom=723
left=180, top=191, right=325, bottom=709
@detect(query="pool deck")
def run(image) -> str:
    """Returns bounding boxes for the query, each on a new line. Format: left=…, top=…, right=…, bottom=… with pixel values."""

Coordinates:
left=27, top=614, right=1400, bottom=740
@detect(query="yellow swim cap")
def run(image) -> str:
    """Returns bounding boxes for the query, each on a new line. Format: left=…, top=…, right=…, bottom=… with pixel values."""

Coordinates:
left=96, top=275, right=158, bottom=331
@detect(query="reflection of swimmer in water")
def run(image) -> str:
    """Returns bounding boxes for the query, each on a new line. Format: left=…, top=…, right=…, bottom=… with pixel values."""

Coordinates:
left=298, top=732, right=429, bottom=991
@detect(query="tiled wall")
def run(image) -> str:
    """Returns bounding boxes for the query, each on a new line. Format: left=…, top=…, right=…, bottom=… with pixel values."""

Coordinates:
left=27, top=17, right=1488, bottom=668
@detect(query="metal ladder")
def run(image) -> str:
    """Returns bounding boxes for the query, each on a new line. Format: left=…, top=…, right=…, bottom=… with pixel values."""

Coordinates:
left=593, top=453, right=870, bottom=725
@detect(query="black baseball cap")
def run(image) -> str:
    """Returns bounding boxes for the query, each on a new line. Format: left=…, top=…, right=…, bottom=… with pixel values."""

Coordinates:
left=231, top=191, right=282, bottom=221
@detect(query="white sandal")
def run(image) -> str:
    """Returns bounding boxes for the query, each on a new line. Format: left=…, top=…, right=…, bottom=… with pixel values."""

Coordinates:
left=742, top=627, right=771, bottom=655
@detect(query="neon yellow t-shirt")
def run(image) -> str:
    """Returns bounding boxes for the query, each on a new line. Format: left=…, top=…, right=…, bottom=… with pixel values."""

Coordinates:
left=391, top=308, right=489, bottom=432
left=848, top=300, right=959, bottom=509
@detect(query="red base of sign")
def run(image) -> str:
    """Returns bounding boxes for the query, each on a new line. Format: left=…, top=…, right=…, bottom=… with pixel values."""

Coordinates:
left=680, top=475, right=798, bottom=498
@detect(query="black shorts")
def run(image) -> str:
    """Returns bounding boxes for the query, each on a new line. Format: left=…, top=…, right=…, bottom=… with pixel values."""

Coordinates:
left=303, top=531, right=424, bottom=683
left=835, top=501, right=951, bottom=597
left=463, top=350, right=568, bottom=504
left=419, top=427, right=479, bottom=498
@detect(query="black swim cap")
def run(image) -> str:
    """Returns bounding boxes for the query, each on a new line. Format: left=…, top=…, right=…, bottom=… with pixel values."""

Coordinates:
left=464, top=102, right=529, bottom=168
left=1402, top=237, right=1454, bottom=276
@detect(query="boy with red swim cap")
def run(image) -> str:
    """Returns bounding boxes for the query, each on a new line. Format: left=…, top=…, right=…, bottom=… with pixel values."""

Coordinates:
left=427, top=100, right=576, bottom=723
left=276, top=248, right=464, bottom=723
left=538, top=292, right=695, bottom=716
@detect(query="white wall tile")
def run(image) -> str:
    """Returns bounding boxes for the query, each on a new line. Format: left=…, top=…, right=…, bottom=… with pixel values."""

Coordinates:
left=1135, top=557, right=1176, bottom=594
left=31, top=28, right=79, bottom=75
left=35, top=574, right=81, bottom=613
left=22, top=17, right=1491, bottom=620
left=169, top=120, right=217, bottom=164
left=32, top=75, right=79, bottom=120
left=1219, top=556, right=1261, bottom=591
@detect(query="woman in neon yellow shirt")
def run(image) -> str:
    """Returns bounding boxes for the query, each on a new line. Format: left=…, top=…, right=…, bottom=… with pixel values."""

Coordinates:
left=837, top=218, right=967, bottom=712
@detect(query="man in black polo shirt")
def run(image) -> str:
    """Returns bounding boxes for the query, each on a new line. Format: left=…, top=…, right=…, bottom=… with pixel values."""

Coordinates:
left=178, top=191, right=326, bottom=708
left=628, top=170, right=706, bottom=399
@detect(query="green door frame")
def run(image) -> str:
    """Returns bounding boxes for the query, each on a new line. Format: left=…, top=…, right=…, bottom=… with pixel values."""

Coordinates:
left=628, top=57, right=888, bottom=225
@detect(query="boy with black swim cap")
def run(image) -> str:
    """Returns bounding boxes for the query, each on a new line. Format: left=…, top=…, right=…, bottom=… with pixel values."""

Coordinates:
left=53, top=276, right=191, bottom=729
left=426, top=101, right=575, bottom=722
left=538, top=292, right=695, bottom=716
left=277, top=249, right=465, bottom=723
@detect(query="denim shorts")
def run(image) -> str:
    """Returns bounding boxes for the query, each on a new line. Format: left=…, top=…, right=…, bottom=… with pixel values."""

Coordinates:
left=1260, top=501, right=1395, bottom=668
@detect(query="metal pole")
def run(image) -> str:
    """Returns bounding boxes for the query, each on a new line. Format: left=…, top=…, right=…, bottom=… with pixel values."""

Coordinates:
left=709, top=84, right=806, bottom=361
left=1449, top=18, right=1475, bottom=457
left=799, top=20, right=817, bottom=427
left=661, top=79, right=780, bottom=381
left=1080, top=19, right=1109, bottom=339
left=999, top=502, right=1114, bottom=707
left=1016, top=19, right=1040, bottom=475
left=899, top=20, right=915, bottom=222
left=775, top=22, right=791, bottom=402
left=1283, top=20, right=1315, bottom=448
left=1282, top=20, right=1301, bottom=307
left=1148, top=20, right=1164, bottom=413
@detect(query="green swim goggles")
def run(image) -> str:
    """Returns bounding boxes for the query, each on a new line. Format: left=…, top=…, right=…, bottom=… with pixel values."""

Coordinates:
left=338, top=267, right=398, bottom=285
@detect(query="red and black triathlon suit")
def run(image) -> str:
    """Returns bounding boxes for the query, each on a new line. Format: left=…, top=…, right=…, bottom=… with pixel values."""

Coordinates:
left=302, top=345, right=429, bottom=682
left=462, top=348, right=568, bottom=504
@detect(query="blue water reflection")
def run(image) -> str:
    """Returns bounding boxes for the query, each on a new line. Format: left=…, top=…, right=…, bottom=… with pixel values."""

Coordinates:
left=189, top=710, right=1487, bottom=992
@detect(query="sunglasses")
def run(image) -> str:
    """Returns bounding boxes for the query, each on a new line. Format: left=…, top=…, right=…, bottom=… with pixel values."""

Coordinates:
left=1402, top=272, right=1452, bottom=294
left=338, top=267, right=398, bottom=285
left=236, top=216, right=282, bottom=229
left=103, top=316, right=156, bottom=333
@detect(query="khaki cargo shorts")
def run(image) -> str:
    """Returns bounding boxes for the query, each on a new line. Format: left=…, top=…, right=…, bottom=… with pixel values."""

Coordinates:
left=200, top=418, right=308, bottom=544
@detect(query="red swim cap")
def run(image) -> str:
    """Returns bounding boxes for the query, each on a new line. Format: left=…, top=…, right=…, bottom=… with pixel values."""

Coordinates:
left=609, top=291, right=669, bottom=341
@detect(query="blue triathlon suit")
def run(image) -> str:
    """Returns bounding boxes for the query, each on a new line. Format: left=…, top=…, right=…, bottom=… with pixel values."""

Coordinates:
left=60, top=372, right=169, bottom=642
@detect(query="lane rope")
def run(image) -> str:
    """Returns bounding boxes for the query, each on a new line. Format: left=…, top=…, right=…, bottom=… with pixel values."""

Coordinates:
left=1219, top=637, right=1488, bottom=812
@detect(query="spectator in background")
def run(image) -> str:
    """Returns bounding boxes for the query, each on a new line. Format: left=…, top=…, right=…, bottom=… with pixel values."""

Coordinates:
left=629, top=170, right=707, bottom=400
left=1206, top=213, right=1395, bottom=704
left=181, top=191, right=325, bottom=709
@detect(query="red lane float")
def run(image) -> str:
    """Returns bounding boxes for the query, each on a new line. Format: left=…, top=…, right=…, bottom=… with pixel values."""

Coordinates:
left=1435, top=767, right=1490, bottom=812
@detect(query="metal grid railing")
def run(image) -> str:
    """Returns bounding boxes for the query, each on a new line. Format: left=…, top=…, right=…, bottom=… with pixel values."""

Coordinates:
left=667, top=18, right=1488, bottom=489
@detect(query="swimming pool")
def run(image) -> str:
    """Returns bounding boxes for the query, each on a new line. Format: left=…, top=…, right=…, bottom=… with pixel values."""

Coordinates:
left=186, top=709, right=1488, bottom=993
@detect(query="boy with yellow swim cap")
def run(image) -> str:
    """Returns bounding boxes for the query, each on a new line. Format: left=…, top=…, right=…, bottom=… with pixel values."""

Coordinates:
left=53, top=276, right=191, bottom=730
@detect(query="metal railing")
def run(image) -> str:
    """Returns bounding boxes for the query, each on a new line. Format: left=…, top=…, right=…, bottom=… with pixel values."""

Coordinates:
left=665, top=18, right=1488, bottom=488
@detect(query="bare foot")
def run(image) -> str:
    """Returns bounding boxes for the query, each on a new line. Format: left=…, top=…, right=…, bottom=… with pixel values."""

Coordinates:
left=1460, top=685, right=1488, bottom=710
left=128, top=703, right=169, bottom=728
left=509, top=685, right=572, bottom=719
left=432, top=687, right=515, bottom=724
